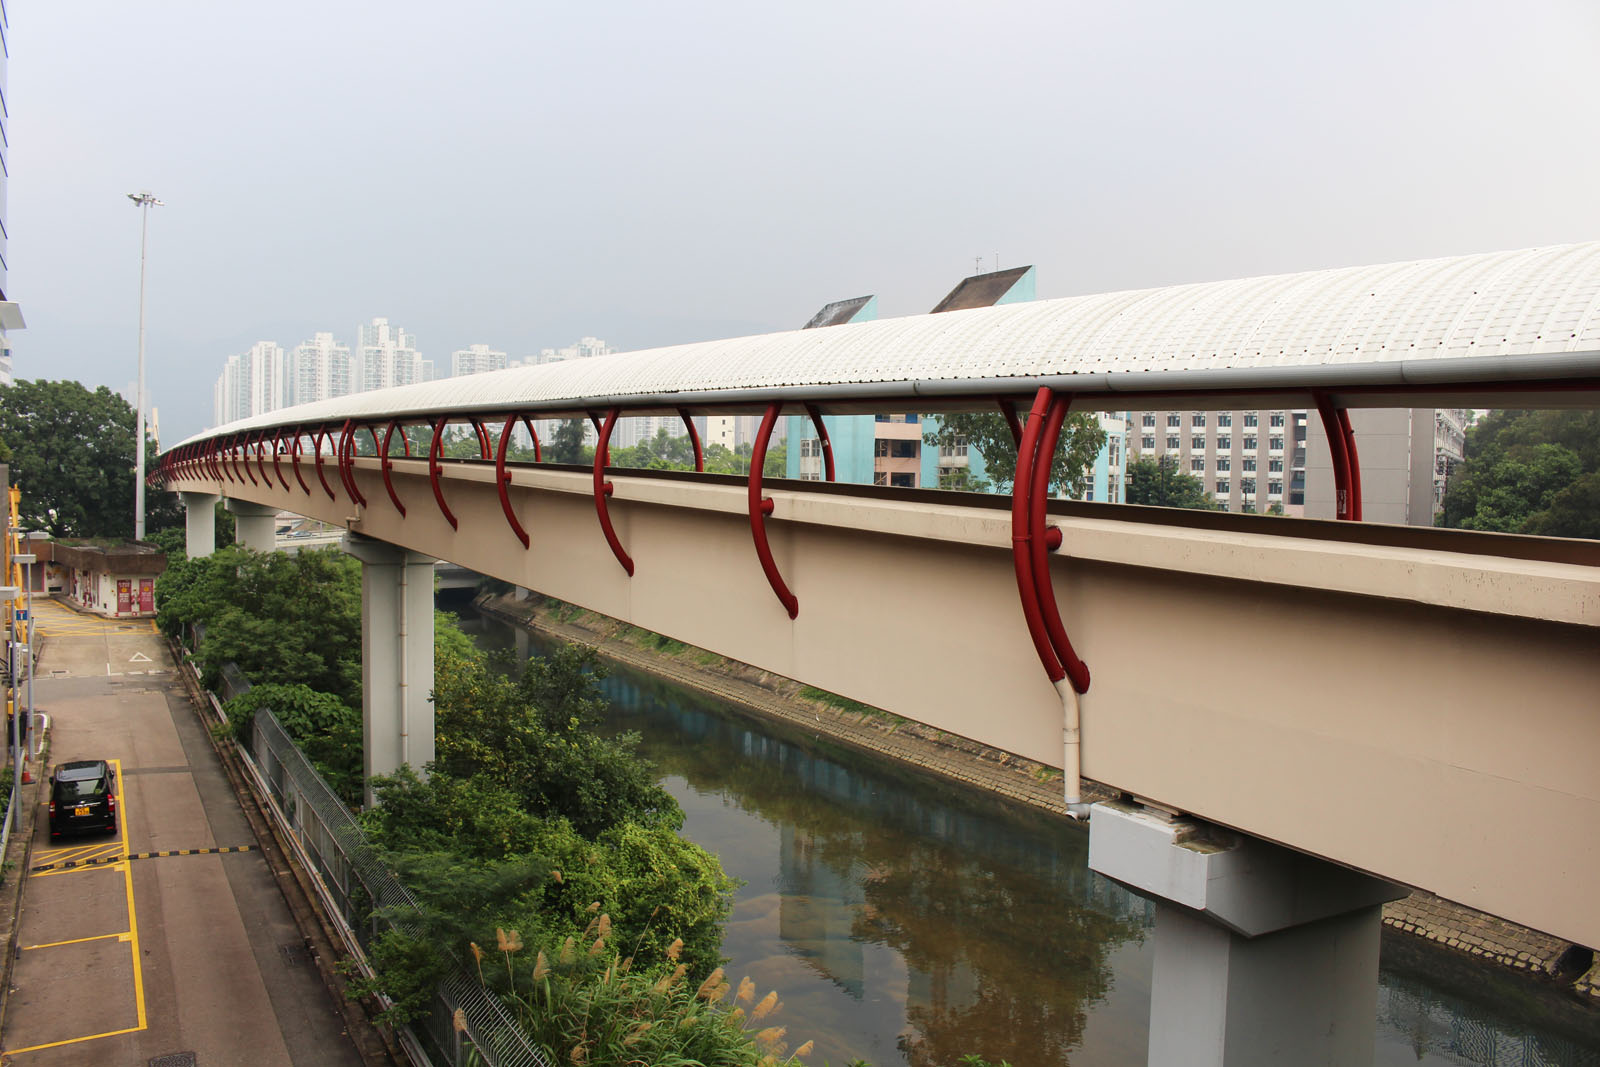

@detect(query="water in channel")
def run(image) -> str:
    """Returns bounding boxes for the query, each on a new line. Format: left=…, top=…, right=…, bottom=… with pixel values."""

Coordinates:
left=454, top=605, right=1600, bottom=1067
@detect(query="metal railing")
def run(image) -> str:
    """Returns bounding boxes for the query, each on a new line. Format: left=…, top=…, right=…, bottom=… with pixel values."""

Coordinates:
left=241, top=703, right=551, bottom=1067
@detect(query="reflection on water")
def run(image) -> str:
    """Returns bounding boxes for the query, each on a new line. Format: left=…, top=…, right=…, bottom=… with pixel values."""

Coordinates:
left=458, top=608, right=1600, bottom=1066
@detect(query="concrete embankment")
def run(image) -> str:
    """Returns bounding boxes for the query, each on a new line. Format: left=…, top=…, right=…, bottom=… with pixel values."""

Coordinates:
left=474, top=590, right=1599, bottom=1008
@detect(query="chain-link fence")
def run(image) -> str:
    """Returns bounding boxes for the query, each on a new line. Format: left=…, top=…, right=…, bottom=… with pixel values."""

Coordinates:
left=244, top=706, right=551, bottom=1067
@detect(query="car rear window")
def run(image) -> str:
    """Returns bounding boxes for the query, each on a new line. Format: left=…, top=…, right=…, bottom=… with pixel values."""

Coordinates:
left=55, top=775, right=106, bottom=800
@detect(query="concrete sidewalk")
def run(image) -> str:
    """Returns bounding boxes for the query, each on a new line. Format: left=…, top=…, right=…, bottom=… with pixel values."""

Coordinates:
left=0, top=624, right=367, bottom=1065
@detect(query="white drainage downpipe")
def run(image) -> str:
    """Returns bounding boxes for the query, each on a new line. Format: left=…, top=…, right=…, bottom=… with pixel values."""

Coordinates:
left=397, top=565, right=410, bottom=769
left=1056, top=678, right=1091, bottom=821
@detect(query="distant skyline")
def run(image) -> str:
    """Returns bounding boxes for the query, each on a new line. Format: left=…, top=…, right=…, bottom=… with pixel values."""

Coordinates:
left=13, top=1, right=1600, bottom=445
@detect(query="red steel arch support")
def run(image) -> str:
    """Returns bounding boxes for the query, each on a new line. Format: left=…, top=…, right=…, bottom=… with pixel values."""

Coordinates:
left=999, top=398, right=1024, bottom=448
left=748, top=402, right=798, bottom=619
left=255, top=433, right=272, bottom=486
left=428, top=416, right=458, bottom=529
left=803, top=403, right=836, bottom=482
left=313, top=429, right=337, bottom=500
left=1012, top=388, right=1070, bottom=688
left=592, top=408, right=632, bottom=575
left=1316, top=395, right=1355, bottom=521
left=1028, top=392, right=1091, bottom=695
left=381, top=420, right=407, bottom=516
left=290, top=430, right=311, bottom=495
left=272, top=430, right=292, bottom=491
left=592, top=408, right=632, bottom=574
left=588, top=412, right=610, bottom=468
left=471, top=418, right=492, bottom=460
left=243, top=433, right=260, bottom=487
left=522, top=417, right=540, bottom=462
left=1337, top=408, right=1364, bottom=522
left=677, top=408, right=704, bottom=472
left=496, top=413, right=530, bottom=548
left=338, top=420, right=367, bottom=506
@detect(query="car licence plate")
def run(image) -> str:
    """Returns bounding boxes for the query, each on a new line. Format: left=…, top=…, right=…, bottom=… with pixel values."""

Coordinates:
left=73, top=806, right=90, bottom=816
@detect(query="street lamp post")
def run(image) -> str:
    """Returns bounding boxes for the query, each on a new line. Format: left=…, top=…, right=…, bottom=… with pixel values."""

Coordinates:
left=12, top=552, right=32, bottom=827
left=127, top=191, right=164, bottom=541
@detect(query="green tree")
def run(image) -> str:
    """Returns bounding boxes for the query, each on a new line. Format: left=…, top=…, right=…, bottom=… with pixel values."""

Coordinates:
left=0, top=379, right=179, bottom=538
left=1439, top=411, right=1599, bottom=538
left=546, top=418, right=588, bottom=464
left=1125, top=455, right=1216, bottom=510
left=923, top=412, right=1106, bottom=495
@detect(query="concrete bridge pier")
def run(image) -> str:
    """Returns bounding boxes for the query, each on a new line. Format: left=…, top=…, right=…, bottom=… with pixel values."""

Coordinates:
left=1088, top=801, right=1407, bottom=1067
left=226, top=498, right=278, bottom=553
left=342, top=534, right=436, bottom=805
left=179, top=492, right=219, bottom=558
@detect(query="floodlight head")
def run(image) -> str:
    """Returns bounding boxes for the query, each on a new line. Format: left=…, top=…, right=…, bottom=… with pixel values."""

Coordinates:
left=127, top=191, right=164, bottom=208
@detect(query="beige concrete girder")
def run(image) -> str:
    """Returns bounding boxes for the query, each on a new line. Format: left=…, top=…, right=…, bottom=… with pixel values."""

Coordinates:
left=195, top=465, right=1600, bottom=950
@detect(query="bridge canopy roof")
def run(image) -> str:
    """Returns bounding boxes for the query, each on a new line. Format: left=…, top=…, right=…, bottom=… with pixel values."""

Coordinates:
left=185, top=241, right=1600, bottom=447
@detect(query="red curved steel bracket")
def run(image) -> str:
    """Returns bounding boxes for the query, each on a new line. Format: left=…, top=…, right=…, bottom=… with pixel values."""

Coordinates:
left=496, top=413, right=530, bottom=548
left=748, top=402, right=798, bottom=618
left=342, top=420, right=368, bottom=506
left=290, top=431, right=311, bottom=495
left=313, top=428, right=337, bottom=500
left=255, top=432, right=272, bottom=486
left=380, top=420, right=407, bottom=516
left=586, top=411, right=612, bottom=467
left=1336, top=408, right=1363, bottom=521
left=593, top=407, right=633, bottom=575
left=1027, top=392, right=1091, bottom=694
left=803, top=403, right=836, bottom=482
left=999, top=398, right=1024, bottom=448
left=471, top=417, right=492, bottom=460
left=1012, top=388, right=1067, bottom=687
left=272, top=430, right=292, bottom=491
left=208, top=440, right=224, bottom=484
left=676, top=408, right=705, bottom=472
left=366, top=425, right=382, bottom=459
left=243, top=433, right=260, bottom=487
left=428, top=416, right=459, bottom=529
left=1316, top=395, right=1354, bottom=520
left=522, top=417, right=541, bottom=462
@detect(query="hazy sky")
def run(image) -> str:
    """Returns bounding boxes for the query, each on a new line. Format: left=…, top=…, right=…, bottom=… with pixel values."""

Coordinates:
left=14, top=1, right=1600, bottom=444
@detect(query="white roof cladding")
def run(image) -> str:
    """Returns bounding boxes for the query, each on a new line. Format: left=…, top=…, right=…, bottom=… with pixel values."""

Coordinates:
left=187, top=241, right=1600, bottom=447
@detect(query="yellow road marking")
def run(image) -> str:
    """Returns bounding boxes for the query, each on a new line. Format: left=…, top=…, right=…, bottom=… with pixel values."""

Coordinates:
left=4, top=763, right=145, bottom=1057
left=4, top=1025, right=146, bottom=1056
left=21, top=931, right=129, bottom=951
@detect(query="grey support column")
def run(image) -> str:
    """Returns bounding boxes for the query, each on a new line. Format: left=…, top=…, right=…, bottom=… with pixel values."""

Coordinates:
left=342, top=534, right=436, bottom=805
left=1088, top=801, right=1407, bottom=1067
left=225, top=498, right=279, bottom=553
left=179, top=492, right=220, bottom=558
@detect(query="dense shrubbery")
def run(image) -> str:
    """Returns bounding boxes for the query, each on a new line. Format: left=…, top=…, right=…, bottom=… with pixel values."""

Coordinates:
left=1439, top=410, right=1600, bottom=538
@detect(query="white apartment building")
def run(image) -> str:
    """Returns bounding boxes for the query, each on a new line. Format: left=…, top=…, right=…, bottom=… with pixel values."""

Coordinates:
left=212, top=341, right=287, bottom=426
left=288, top=332, right=352, bottom=407
left=357, top=318, right=430, bottom=391
left=451, top=343, right=508, bottom=377
left=1128, top=407, right=1309, bottom=514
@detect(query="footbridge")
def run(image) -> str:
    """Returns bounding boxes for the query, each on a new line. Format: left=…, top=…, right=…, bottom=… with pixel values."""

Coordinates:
left=157, top=243, right=1600, bottom=1065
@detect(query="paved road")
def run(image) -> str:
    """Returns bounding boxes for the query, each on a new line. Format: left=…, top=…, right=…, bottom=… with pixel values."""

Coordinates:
left=0, top=611, right=366, bottom=1066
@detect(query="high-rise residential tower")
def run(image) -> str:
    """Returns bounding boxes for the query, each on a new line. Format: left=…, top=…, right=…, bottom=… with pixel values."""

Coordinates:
left=451, top=343, right=508, bottom=377
left=288, top=332, right=353, bottom=406
left=357, top=318, right=429, bottom=391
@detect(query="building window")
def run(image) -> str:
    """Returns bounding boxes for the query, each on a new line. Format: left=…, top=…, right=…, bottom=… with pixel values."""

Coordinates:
left=1142, top=435, right=1155, bottom=450
left=1269, top=458, right=1283, bottom=473
left=1215, top=479, right=1230, bottom=495
left=1241, top=477, right=1256, bottom=494
left=1242, top=457, right=1256, bottom=472
left=889, top=440, right=918, bottom=459
left=938, top=468, right=966, bottom=489
left=1191, top=457, right=1205, bottom=472
left=889, top=472, right=915, bottom=488
left=1270, top=436, right=1284, bottom=451
left=873, top=471, right=888, bottom=485
left=939, top=436, right=968, bottom=459
left=800, top=471, right=821, bottom=481
left=1269, top=480, right=1283, bottom=495
left=1191, top=435, right=1205, bottom=451
left=1192, top=413, right=1206, bottom=427
left=1270, top=412, right=1285, bottom=428
left=1142, top=413, right=1156, bottom=427
left=1216, top=436, right=1231, bottom=451
left=1217, top=413, right=1233, bottom=428
left=1083, top=487, right=1095, bottom=501
left=1167, top=414, right=1181, bottom=427
left=799, top=437, right=820, bottom=458
left=1216, top=457, right=1231, bottom=472
left=1244, top=413, right=1259, bottom=428
left=1166, top=435, right=1180, bottom=450
left=874, top=440, right=890, bottom=457
left=1243, top=435, right=1257, bottom=451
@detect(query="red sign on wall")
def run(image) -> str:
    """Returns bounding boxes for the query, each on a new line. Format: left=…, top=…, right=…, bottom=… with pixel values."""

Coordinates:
left=117, top=579, right=132, bottom=615
left=138, top=579, right=154, bottom=613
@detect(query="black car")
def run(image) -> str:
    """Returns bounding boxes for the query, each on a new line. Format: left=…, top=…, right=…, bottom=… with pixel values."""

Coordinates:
left=48, top=760, right=118, bottom=838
